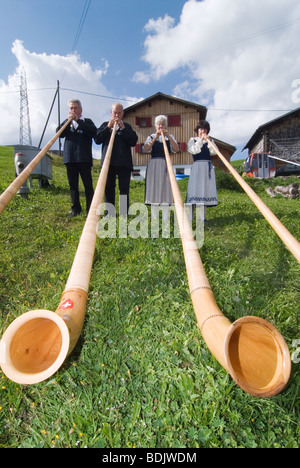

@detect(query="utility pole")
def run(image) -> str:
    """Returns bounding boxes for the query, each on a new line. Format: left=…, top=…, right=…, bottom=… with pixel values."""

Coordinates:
left=19, top=68, right=32, bottom=146
left=38, top=80, right=61, bottom=153
left=57, top=80, right=62, bottom=156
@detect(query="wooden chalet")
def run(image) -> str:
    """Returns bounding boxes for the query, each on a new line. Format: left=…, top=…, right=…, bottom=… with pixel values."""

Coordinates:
left=243, top=107, right=300, bottom=165
left=123, top=92, right=236, bottom=178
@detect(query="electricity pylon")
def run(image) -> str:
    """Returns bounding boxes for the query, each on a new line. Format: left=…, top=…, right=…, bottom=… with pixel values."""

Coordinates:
left=19, top=68, right=32, bottom=146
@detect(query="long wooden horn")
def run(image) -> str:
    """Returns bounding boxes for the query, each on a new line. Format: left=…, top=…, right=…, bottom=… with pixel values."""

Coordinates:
left=0, top=117, right=73, bottom=215
left=161, top=133, right=291, bottom=397
left=204, top=136, right=300, bottom=263
left=0, top=122, right=117, bottom=385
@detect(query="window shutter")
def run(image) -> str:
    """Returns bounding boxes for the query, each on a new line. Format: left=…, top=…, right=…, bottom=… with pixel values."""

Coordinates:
left=146, top=117, right=152, bottom=127
left=180, top=142, right=187, bottom=152
left=135, top=144, right=141, bottom=153
left=135, top=117, right=141, bottom=126
left=168, top=115, right=181, bottom=126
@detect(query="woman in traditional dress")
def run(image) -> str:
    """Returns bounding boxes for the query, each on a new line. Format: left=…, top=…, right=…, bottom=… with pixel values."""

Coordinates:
left=186, top=120, right=218, bottom=223
left=144, top=115, right=179, bottom=220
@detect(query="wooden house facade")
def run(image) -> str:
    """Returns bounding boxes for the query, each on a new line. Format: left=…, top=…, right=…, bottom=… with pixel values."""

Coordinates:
left=243, top=107, right=300, bottom=165
left=123, top=92, right=236, bottom=178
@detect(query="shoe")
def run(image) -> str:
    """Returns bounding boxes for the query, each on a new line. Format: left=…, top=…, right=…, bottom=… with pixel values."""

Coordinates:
left=68, top=211, right=81, bottom=218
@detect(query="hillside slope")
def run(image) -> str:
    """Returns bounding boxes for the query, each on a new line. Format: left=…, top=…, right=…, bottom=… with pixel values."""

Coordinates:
left=0, top=146, right=299, bottom=448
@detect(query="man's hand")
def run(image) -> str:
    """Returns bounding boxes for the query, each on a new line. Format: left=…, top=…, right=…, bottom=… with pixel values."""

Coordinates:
left=108, top=118, right=125, bottom=129
left=69, top=111, right=78, bottom=121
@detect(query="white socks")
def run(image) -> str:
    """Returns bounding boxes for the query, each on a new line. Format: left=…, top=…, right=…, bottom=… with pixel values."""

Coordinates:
left=188, top=204, right=206, bottom=222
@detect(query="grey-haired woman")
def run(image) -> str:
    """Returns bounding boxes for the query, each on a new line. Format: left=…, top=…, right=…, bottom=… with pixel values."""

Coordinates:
left=144, top=115, right=179, bottom=220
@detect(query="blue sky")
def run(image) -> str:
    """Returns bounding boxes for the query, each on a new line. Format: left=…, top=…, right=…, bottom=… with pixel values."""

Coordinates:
left=0, top=0, right=185, bottom=97
left=1, top=0, right=300, bottom=159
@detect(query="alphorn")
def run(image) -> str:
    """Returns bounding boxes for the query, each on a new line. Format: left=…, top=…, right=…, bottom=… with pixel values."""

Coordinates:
left=161, top=132, right=291, bottom=397
left=0, top=122, right=117, bottom=385
left=205, top=136, right=300, bottom=264
left=0, top=117, right=73, bottom=215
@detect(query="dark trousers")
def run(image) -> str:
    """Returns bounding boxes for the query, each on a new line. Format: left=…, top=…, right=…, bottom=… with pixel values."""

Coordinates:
left=105, top=166, right=132, bottom=216
left=66, top=163, right=94, bottom=214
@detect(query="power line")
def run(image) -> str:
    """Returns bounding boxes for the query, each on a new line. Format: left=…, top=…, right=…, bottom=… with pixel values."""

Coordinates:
left=208, top=108, right=294, bottom=113
left=3, top=83, right=294, bottom=113
left=0, top=87, right=57, bottom=94
left=188, top=17, right=300, bottom=59
left=60, top=87, right=137, bottom=104
left=0, top=84, right=296, bottom=114
left=71, top=0, right=92, bottom=52
left=60, top=88, right=296, bottom=113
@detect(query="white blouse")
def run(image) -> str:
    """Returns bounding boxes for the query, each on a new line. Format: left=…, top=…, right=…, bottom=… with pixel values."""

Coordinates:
left=188, top=137, right=217, bottom=156
left=145, top=133, right=178, bottom=153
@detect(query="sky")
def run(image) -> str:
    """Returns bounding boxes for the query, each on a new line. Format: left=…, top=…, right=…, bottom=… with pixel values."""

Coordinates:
left=0, top=0, right=300, bottom=160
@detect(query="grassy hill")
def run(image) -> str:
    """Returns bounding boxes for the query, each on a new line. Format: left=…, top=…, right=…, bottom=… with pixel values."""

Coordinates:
left=0, top=146, right=299, bottom=448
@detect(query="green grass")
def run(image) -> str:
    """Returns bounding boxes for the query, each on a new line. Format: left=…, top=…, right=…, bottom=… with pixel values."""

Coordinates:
left=0, top=146, right=299, bottom=448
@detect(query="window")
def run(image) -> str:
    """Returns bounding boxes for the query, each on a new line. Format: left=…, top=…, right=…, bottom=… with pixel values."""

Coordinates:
left=268, top=157, right=276, bottom=169
left=176, top=168, right=185, bottom=175
left=135, top=144, right=147, bottom=154
left=179, top=142, right=187, bottom=152
left=132, top=169, right=141, bottom=176
left=135, top=117, right=152, bottom=127
left=244, top=157, right=251, bottom=172
left=168, top=115, right=181, bottom=126
left=251, top=155, right=258, bottom=169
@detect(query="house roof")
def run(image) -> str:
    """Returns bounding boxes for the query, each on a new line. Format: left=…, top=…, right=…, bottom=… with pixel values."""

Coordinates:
left=124, top=92, right=207, bottom=117
left=243, top=106, right=300, bottom=150
left=212, top=137, right=236, bottom=154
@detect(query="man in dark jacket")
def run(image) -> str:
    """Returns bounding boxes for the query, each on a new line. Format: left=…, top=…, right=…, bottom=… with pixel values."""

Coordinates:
left=57, top=99, right=97, bottom=217
left=95, top=103, right=138, bottom=216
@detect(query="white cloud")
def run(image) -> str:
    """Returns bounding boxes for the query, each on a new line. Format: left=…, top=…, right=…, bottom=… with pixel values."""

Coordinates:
left=134, top=0, right=300, bottom=148
left=0, top=40, right=127, bottom=156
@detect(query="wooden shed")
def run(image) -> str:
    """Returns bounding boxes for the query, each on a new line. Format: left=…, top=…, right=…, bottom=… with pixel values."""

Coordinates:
left=123, top=92, right=236, bottom=177
left=243, top=107, right=300, bottom=166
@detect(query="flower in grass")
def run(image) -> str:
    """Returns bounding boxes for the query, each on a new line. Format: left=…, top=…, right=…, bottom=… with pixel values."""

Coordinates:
left=75, top=434, right=84, bottom=447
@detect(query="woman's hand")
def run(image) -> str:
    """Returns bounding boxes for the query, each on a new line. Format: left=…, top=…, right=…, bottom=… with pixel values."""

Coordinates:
left=198, top=128, right=208, bottom=140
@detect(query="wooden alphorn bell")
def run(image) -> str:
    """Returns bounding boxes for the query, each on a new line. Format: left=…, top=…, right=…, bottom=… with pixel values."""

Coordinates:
left=0, top=117, right=73, bottom=215
left=161, top=132, right=291, bottom=397
left=0, top=122, right=117, bottom=385
left=204, top=136, right=300, bottom=264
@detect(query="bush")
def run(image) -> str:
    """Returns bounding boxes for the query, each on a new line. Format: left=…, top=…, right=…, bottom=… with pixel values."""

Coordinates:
left=215, top=168, right=243, bottom=192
